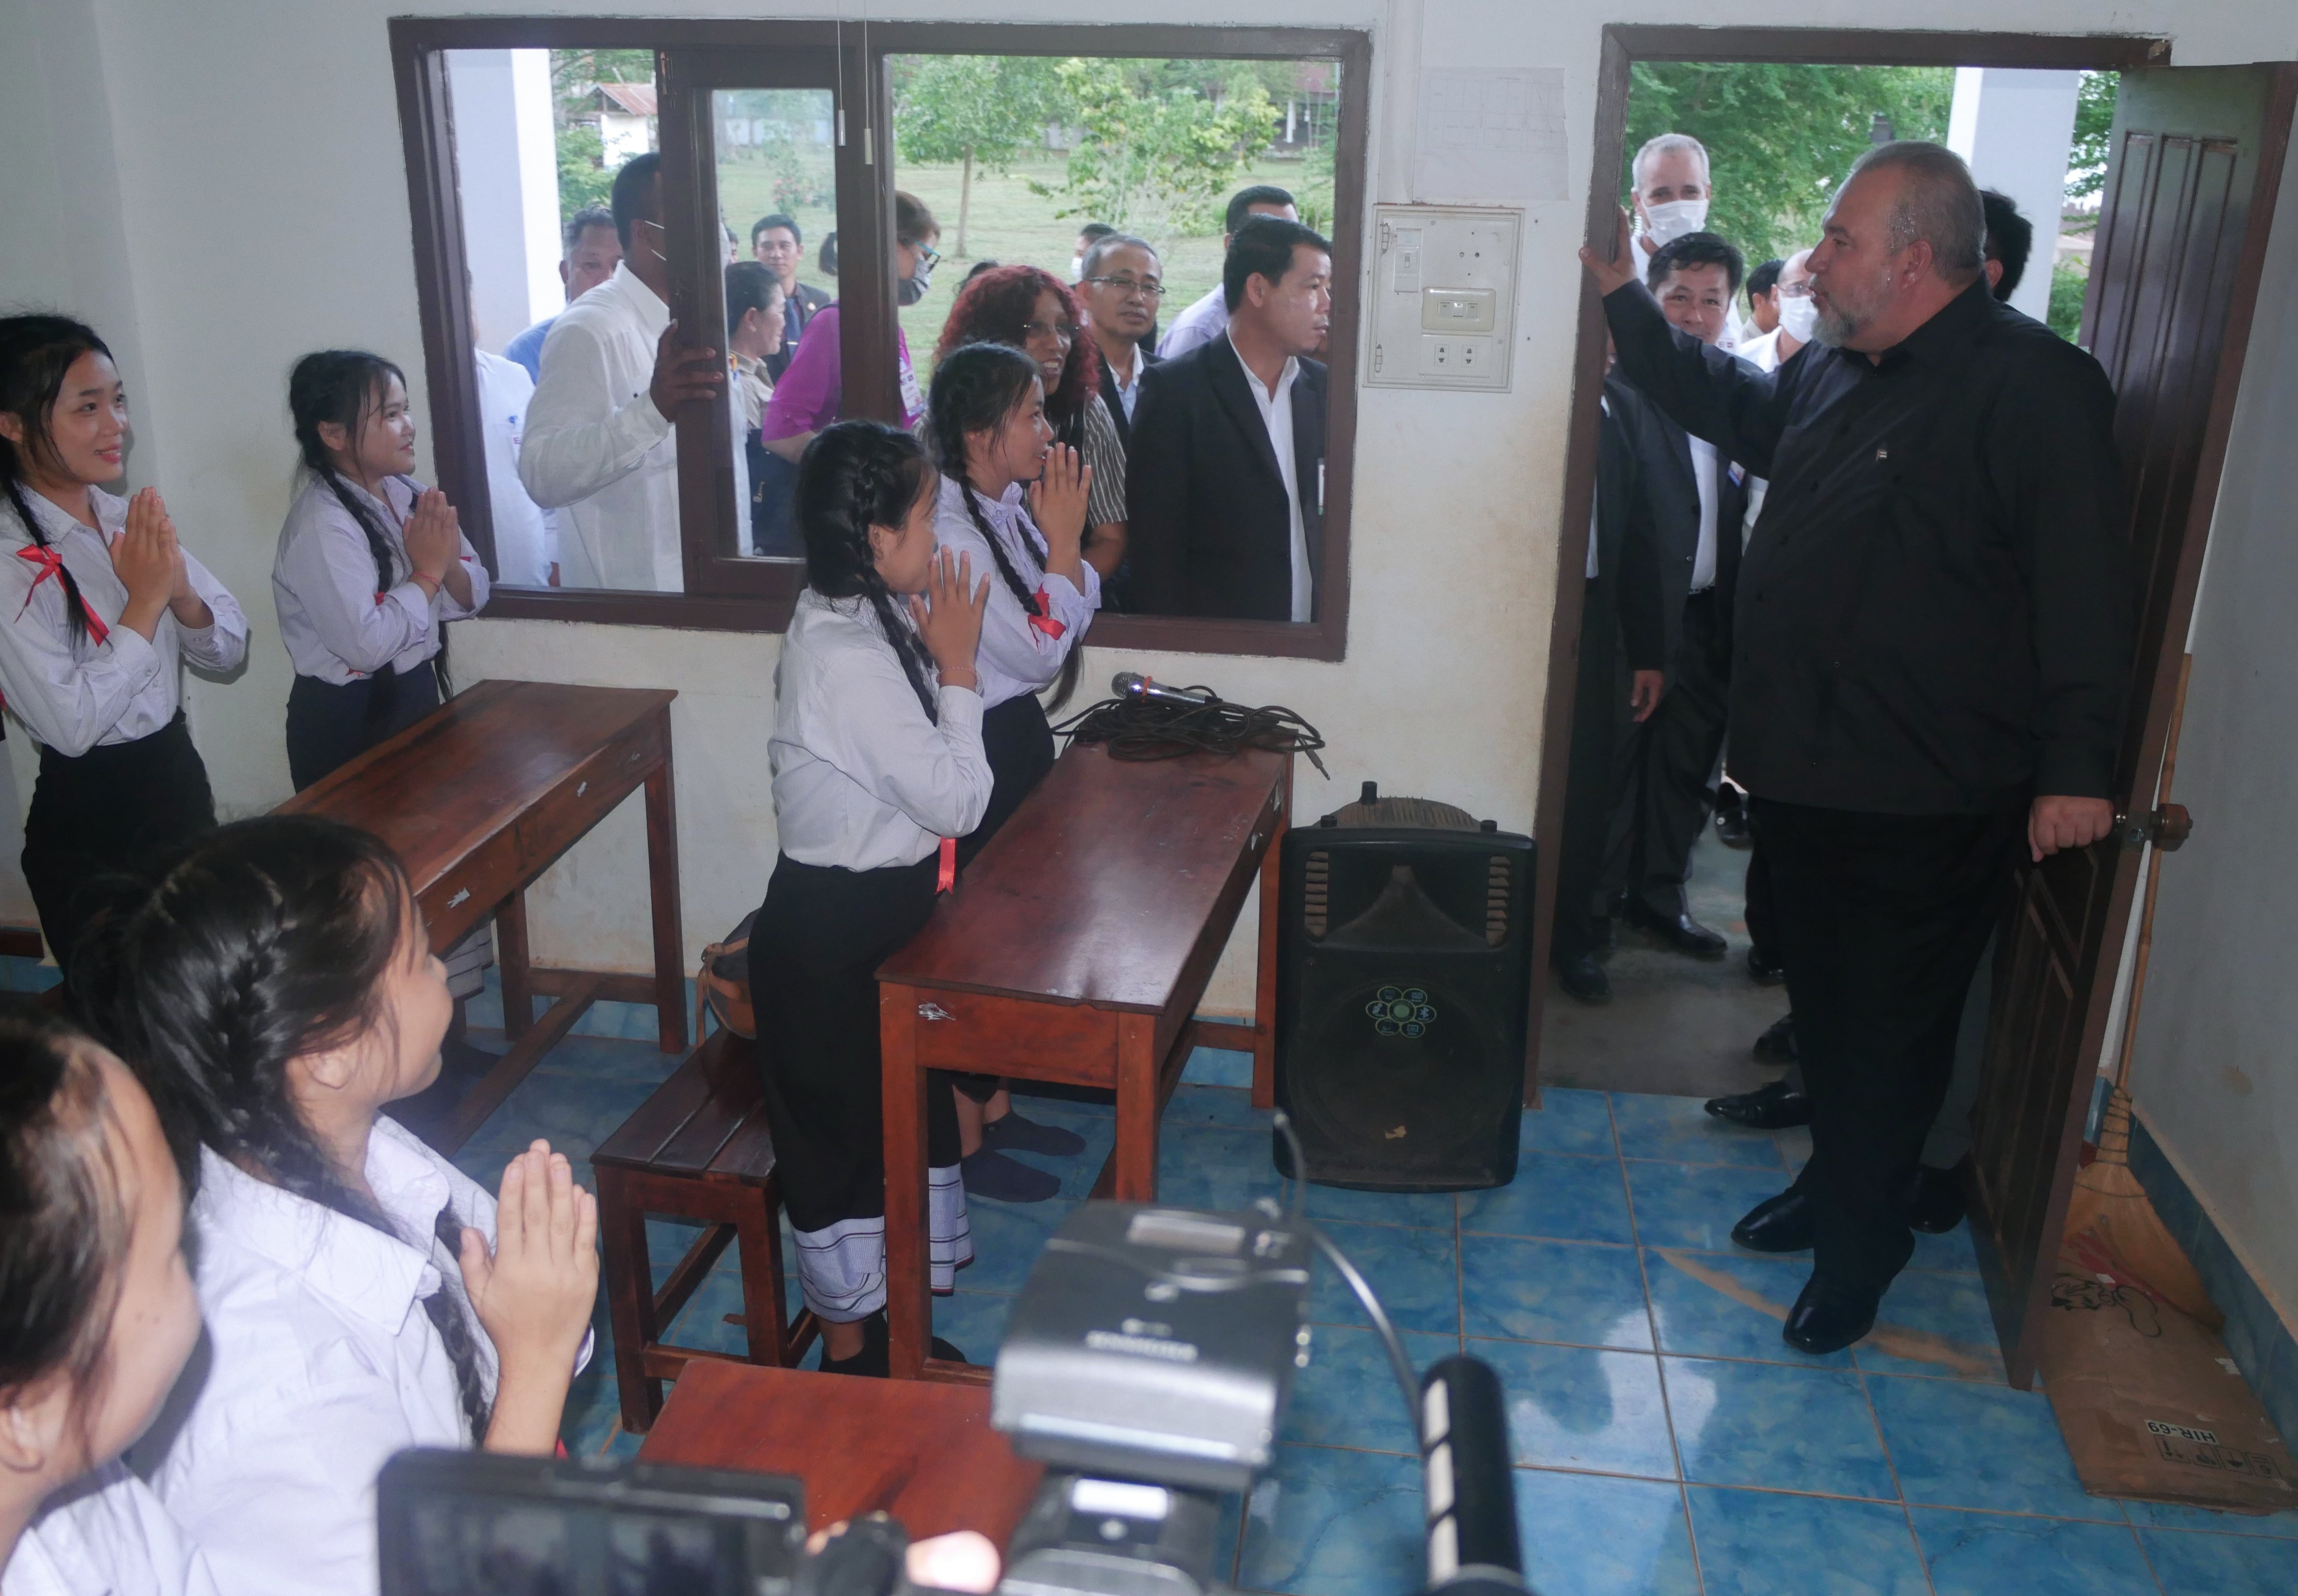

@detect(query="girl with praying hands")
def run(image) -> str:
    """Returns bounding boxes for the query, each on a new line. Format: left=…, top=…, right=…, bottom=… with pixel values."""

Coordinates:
left=0, top=315, right=246, bottom=977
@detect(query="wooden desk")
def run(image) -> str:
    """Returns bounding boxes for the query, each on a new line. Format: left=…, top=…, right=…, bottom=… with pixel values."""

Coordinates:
left=278, top=680, right=686, bottom=1151
left=878, top=744, right=1291, bottom=1381
left=638, top=1361, right=1044, bottom=1546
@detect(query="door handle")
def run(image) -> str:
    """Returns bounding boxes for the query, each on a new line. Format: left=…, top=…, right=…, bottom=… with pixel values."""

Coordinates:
left=2116, top=804, right=2193, bottom=852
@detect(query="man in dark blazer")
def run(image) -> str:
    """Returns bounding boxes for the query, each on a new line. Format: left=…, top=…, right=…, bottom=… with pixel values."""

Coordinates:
left=1553, top=373, right=1675, bottom=1003
left=1611, top=232, right=1752, bottom=960
left=750, top=213, right=836, bottom=384
left=1129, top=217, right=1332, bottom=621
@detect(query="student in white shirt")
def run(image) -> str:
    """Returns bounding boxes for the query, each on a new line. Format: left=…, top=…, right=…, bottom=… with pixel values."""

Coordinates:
left=0, top=1016, right=216, bottom=1596
left=749, top=421, right=991, bottom=1376
left=0, top=316, right=247, bottom=976
left=923, top=346, right=1099, bottom=1202
left=79, top=816, right=599, bottom=1596
left=520, top=153, right=726, bottom=592
left=275, top=350, right=490, bottom=792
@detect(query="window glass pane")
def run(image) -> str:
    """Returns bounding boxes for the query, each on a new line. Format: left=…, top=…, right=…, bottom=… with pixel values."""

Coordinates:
left=450, top=47, right=689, bottom=593
left=888, top=55, right=1342, bottom=621
left=713, top=87, right=839, bottom=560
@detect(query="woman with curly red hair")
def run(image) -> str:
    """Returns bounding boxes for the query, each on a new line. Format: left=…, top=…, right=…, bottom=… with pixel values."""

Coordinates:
left=933, top=266, right=1126, bottom=584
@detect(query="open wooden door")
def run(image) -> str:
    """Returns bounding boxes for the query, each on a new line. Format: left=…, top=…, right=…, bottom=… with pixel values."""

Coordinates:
left=1970, top=63, right=2298, bottom=1389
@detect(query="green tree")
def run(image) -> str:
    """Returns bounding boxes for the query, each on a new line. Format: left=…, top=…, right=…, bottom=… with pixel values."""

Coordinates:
left=1623, top=63, right=1955, bottom=268
left=556, top=120, right=615, bottom=216
left=2065, top=71, right=2120, bottom=201
left=2048, top=260, right=2089, bottom=341
left=891, top=56, right=1063, bottom=257
left=1033, top=59, right=1276, bottom=248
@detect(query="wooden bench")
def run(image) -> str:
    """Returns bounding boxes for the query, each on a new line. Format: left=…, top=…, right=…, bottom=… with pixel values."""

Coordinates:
left=593, top=1027, right=819, bottom=1431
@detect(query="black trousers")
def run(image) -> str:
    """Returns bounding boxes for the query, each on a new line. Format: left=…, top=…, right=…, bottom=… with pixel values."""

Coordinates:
left=957, top=693, right=1055, bottom=870
left=1744, top=839, right=1781, bottom=970
left=1752, top=796, right=2021, bottom=1295
left=23, top=713, right=215, bottom=976
left=1554, top=576, right=1635, bottom=962
left=286, top=664, right=442, bottom=792
left=1622, top=588, right=1730, bottom=919
left=746, top=853, right=962, bottom=1235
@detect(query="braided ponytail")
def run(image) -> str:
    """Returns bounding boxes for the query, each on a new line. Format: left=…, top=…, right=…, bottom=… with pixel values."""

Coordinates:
left=793, top=421, right=943, bottom=722
left=0, top=316, right=118, bottom=652
left=72, top=815, right=497, bottom=1443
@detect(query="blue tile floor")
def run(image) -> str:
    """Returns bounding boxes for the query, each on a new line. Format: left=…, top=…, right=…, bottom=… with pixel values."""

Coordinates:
left=459, top=1028, right=2298, bottom=1596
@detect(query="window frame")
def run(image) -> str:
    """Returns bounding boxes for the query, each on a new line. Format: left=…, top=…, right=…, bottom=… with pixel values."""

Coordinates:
left=390, top=17, right=1371, bottom=659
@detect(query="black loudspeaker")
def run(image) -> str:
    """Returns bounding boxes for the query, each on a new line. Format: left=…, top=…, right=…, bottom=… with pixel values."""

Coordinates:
left=1273, top=784, right=1534, bottom=1192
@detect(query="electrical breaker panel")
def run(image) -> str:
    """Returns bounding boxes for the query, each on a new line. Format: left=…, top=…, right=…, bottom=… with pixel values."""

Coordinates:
left=1365, top=205, right=1522, bottom=392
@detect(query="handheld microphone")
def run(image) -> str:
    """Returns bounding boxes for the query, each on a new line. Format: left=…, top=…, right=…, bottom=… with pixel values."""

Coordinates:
left=1111, top=672, right=1219, bottom=707
left=1418, top=1356, right=1530, bottom=1596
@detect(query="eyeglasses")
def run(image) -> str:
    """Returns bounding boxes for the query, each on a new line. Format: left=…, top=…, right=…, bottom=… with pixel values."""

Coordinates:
left=909, top=243, right=942, bottom=271
left=1778, top=282, right=1814, bottom=298
left=1083, top=276, right=1167, bottom=301
left=1021, top=320, right=1079, bottom=343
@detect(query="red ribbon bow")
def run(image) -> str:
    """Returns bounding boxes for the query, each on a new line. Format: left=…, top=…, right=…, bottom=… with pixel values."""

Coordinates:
left=1028, top=587, right=1066, bottom=641
left=15, top=544, right=109, bottom=645
left=936, top=836, right=958, bottom=894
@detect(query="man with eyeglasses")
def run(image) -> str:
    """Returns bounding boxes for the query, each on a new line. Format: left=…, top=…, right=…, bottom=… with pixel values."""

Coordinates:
left=1075, top=233, right=1164, bottom=452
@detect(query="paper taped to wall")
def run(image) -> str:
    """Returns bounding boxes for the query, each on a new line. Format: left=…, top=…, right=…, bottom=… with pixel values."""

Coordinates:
left=1414, top=67, right=1569, bottom=205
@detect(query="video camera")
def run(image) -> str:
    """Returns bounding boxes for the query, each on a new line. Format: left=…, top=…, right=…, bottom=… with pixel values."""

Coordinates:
left=381, top=1152, right=1533, bottom=1596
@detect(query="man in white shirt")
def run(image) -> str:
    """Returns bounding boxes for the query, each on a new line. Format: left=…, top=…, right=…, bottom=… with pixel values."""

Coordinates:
left=1156, top=185, right=1297, bottom=361
left=471, top=346, right=553, bottom=586
left=1628, top=133, right=1746, bottom=351
left=1076, top=232, right=1162, bottom=448
left=518, top=153, right=726, bottom=592
left=1130, top=217, right=1330, bottom=621
left=1608, top=230, right=1751, bottom=959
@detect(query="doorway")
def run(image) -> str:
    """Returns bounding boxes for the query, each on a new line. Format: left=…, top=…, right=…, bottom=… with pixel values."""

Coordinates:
left=1529, top=26, right=2296, bottom=1384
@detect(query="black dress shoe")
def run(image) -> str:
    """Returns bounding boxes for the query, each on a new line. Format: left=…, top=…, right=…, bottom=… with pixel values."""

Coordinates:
left=1557, top=954, right=1612, bottom=1004
left=1622, top=899, right=1729, bottom=960
left=1752, top=1013, right=1799, bottom=1067
left=1783, top=1276, right=1879, bottom=1356
left=1714, top=806, right=1753, bottom=849
left=818, top=1311, right=969, bottom=1378
left=1706, top=1079, right=1811, bottom=1131
left=1905, top=1163, right=1968, bottom=1233
left=1730, top=1188, right=1814, bottom=1254
left=1746, top=947, right=1787, bottom=986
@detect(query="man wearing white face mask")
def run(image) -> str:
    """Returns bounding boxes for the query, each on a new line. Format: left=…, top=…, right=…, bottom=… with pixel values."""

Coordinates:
left=1630, top=133, right=1746, bottom=351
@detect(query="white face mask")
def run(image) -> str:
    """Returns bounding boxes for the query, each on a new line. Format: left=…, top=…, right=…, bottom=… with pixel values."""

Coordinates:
left=1777, top=292, right=1820, bottom=343
left=1641, top=198, right=1709, bottom=249
left=1069, top=256, right=1085, bottom=281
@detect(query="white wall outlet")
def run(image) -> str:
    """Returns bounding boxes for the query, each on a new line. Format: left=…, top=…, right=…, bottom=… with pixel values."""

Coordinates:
left=1368, top=205, right=1521, bottom=392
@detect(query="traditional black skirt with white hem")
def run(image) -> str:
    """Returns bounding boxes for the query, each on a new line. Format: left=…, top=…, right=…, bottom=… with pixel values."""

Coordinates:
left=745, top=850, right=969, bottom=1323
left=956, top=691, right=1056, bottom=869
left=22, top=710, right=215, bottom=974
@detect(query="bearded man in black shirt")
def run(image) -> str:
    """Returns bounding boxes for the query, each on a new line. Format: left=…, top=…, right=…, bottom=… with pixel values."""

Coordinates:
left=1582, top=141, right=2133, bottom=1355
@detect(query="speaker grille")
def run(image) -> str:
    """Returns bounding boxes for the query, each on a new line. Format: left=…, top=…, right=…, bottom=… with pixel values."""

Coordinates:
left=1484, top=854, right=1511, bottom=946
left=1303, top=850, right=1330, bottom=939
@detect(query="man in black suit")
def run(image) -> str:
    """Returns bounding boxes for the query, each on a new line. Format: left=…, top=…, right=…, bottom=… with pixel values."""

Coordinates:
left=751, top=213, right=836, bottom=383
left=1129, top=217, right=1331, bottom=621
left=1611, top=232, right=1752, bottom=960
left=1077, top=232, right=1163, bottom=453
left=1553, top=373, right=1674, bottom=1002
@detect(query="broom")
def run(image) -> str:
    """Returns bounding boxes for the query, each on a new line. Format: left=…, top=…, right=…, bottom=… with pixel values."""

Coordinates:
left=2061, top=653, right=2222, bottom=1331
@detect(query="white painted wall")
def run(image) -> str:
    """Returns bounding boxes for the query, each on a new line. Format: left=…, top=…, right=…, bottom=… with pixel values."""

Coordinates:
left=1946, top=66, right=2082, bottom=324
left=1, top=4, right=2294, bottom=1045
left=446, top=49, right=564, bottom=353
left=2125, top=124, right=2298, bottom=1334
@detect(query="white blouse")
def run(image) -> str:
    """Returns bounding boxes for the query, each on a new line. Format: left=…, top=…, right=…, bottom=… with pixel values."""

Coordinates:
left=770, top=587, right=993, bottom=871
left=272, top=473, right=488, bottom=685
left=930, top=474, right=1099, bottom=711
left=0, top=487, right=246, bottom=756
left=1, top=1465, right=216, bottom=1596
left=138, top=1118, right=589, bottom=1596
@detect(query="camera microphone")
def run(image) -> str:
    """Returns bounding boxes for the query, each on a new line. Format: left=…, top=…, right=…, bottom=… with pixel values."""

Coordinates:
left=1111, top=672, right=1218, bottom=707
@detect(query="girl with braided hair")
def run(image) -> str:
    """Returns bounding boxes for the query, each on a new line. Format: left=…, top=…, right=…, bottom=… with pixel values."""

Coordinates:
left=71, top=815, right=598, bottom=1596
left=0, top=315, right=247, bottom=977
left=275, top=351, right=488, bottom=793
left=0, top=1014, right=215, bottom=1596
left=924, top=344, right=1099, bottom=1202
left=747, top=420, right=991, bottom=1376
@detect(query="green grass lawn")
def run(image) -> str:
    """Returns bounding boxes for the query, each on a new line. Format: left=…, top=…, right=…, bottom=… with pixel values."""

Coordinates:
left=715, top=147, right=1329, bottom=380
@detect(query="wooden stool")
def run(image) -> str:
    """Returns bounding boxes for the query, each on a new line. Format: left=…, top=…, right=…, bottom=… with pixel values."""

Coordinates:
left=594, top=1027, right=819, bottom=1431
